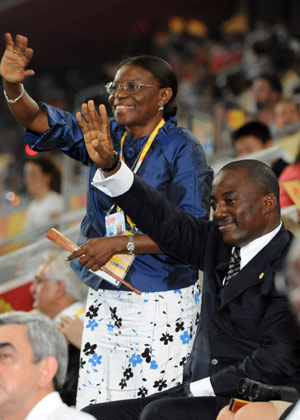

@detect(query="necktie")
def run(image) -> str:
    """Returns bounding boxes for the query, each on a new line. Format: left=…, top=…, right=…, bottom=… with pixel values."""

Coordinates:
left=223, top=247, right=241, bottom=286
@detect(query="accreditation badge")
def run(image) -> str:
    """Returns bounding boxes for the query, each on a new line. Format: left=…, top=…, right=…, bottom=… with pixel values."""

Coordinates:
left=105, top=210, right=126, bottom=237
left=103, top=210, right=135, bottom=284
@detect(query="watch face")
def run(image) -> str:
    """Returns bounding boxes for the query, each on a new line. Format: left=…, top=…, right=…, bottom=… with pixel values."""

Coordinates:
left=126, top=237, right=135, bottom=253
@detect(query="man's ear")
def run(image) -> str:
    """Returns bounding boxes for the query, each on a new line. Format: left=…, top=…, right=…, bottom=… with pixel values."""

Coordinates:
left=38, top=356, right=58, bottom=388
left=55, top=280, right=66, bottom=298
left=263, top=193, right=277, bottom=214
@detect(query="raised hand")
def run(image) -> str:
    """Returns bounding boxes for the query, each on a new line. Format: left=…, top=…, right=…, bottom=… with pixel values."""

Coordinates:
left=0, top=33, right=35, bottom=83
left=76, top=100, right=116, bottom=170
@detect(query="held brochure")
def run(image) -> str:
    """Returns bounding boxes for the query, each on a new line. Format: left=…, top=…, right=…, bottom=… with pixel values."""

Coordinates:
left=45, top=228, right=140, bottom=295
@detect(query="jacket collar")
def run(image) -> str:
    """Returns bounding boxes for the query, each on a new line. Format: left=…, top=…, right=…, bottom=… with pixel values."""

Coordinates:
left=220, top=225, right=293, bottom=308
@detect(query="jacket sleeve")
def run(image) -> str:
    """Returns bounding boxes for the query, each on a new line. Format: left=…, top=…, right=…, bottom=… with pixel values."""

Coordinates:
left=210, top=286, right=300, bottom=395
left=115, top=174, right=215, bottom=269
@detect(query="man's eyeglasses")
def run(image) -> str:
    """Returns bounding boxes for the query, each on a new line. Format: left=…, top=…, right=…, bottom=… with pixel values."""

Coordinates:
left=105, top=81, right=159, bottom=95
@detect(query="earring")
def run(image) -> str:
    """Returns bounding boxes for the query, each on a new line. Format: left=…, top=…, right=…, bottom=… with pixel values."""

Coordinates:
left=158, top=105, right=164, bottom=111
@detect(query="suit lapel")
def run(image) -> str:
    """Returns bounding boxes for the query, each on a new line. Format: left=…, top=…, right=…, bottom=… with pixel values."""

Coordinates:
left=219, top=226, right=291, bottom=308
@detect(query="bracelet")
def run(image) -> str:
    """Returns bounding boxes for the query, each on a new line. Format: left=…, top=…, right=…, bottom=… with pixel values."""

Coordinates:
left=3, top=83, right=24, bottom=103
left=102, top=151, right=120, bottom=172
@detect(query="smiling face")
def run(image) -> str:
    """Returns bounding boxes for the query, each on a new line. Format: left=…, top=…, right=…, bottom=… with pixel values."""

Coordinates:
left=0, top=324, right=43, bottom=419
left=211, top=168, right=271, bottom=247
left=108, top=64, right=169, bottom=138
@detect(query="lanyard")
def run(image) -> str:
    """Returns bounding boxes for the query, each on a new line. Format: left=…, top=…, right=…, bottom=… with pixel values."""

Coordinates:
left=109, top=118, right=165, bottom=229
left=119, top=118, right=165, bottom=174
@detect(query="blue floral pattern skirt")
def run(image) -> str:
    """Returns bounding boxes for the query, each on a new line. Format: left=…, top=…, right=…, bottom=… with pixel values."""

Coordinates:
left=76, top=280, right=201, bottom=408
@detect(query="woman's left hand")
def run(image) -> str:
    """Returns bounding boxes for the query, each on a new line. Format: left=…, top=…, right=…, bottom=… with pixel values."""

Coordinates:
left=76, top=100, right=116, bottom=170
left=67, top=236, right=127, bottom=271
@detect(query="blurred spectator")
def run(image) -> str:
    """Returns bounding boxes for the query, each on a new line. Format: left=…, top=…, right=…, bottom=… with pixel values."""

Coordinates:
left=274, top=99, right=300, bottom=132
left=250, top=73, right=282, bottom=130
left=30, top=251, right=88, bottom=406
left=279, top=145, right=300, bottom=208
left=23, top=155, right=64, bottom=231
left=232, top=120, right=288, bottom=177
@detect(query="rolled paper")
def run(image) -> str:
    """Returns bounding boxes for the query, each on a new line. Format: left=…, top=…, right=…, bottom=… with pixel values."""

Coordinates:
left=46, top=227, right=79, bottom=253
left=45, top=227, right=141, bottom=295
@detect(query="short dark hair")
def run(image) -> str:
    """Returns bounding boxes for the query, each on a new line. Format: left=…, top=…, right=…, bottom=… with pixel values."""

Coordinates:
left=232, top=121, right=271, bottom=146
left=254, top=73, right=282, bottom=95
left=25, top=155, right=61, bottom=193
left=220, top=159, right=280, bottom=213
left=117, top=55, right=178, bottom=118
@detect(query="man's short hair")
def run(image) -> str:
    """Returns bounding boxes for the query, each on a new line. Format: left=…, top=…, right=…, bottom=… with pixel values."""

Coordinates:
left=42, top=250, right=88, bottom=303
left=0, top=311, right=68, bottom=390
left=232, top=121, right=271, bottom=145
left=220, top=159, right=280, bottom=213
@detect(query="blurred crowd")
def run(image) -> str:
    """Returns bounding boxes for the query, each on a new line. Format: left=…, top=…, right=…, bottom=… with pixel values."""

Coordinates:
left=1, top=13, right=300, bottom=231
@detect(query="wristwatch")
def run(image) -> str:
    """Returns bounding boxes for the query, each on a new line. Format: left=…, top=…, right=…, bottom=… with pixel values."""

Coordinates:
left=102, top=150, right=120, bottom=172
left=126, top=235, right=136, bottom=255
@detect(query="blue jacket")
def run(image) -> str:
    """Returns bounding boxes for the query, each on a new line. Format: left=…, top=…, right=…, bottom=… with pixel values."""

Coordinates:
left=25, top=103, right=213, bottom=292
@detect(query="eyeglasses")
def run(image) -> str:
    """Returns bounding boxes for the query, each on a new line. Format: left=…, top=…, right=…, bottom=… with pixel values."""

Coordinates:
left=105, top=81, right=159, bottom=95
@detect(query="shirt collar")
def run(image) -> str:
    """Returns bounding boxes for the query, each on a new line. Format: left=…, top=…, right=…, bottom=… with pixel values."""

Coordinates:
left=25, top=392, right=62, bottom=420
left=53, top=301, right=85, bottom=325
left=239, top=222, right=282, bottom=269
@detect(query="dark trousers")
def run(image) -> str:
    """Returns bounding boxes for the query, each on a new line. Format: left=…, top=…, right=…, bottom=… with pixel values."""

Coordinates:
left=82, top=389, right=230, bottom=420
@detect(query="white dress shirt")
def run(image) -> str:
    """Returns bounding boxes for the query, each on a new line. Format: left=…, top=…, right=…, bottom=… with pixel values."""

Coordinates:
left=53, top=301, right=85, bottom=326
left=286, top=399, right=300, bottom=419
left=25, top=392, right=95, bottom=420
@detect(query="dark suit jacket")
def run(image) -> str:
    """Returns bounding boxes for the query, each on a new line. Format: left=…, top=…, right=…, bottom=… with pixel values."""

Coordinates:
left=115, top=175, right=300, bottom=396
left=60, top=343, right=80, bottom=406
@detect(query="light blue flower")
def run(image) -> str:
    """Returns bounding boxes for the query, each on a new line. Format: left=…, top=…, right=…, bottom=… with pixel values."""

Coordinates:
left=180, top=330, right=190, bottom=345
left=87, top=319, right=98, bottom=331
left=150, top=360, right=158, bottom=369
left=194, top=291, right=200, bottom=304
left=129, top=353, right=143, bottom=367
left=174, top=289, right=182, bottom=294
left=89, top=353, right=102, bottom=367
left=107, top=321, right=114, bottom=332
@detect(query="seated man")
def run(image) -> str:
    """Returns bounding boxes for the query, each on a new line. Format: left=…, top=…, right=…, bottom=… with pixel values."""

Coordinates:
left=67, top=100, right=300, bottom=420
left=217, top=237, right=300, bottom=420
left=30, top=251, right=88, bottom=406
left=0, top=311, right=95, bottom=420
left=231, top=120, right=288, bottom=177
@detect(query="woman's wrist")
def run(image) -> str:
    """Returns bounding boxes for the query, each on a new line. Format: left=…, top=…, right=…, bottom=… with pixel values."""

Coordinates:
left=3, top=83, right=24, bottom=103
left=100, top=160, right=121, bottom=178
left=101, top=150, right=120, bottom=173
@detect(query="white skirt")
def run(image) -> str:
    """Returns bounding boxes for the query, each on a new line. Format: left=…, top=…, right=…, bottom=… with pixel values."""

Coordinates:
left=76, top=279, right=201, bottom=408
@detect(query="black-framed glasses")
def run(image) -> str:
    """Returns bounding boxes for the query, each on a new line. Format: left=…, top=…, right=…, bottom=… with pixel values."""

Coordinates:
left=105, top=81, right=159, bottom=95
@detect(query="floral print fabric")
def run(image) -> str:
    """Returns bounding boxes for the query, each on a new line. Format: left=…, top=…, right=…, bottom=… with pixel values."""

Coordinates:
left=76, top=280, right=201, bottom=407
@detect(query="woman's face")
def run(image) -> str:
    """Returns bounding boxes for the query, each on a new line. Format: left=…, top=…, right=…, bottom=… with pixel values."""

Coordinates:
left=24, top=162, right=51, bottom=198
left=108, top=64, right=165, bottom=136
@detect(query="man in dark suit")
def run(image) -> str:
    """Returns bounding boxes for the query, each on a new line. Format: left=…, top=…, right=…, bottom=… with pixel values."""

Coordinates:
left=69, top=103, right=300, bottom=420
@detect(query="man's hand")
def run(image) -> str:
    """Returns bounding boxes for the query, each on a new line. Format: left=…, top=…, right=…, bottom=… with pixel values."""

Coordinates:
left=76, top=100, right=116, bottom=170
left=0, top=33, right=35, bottom=83
left=67, top=236, right=127, bottom=271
